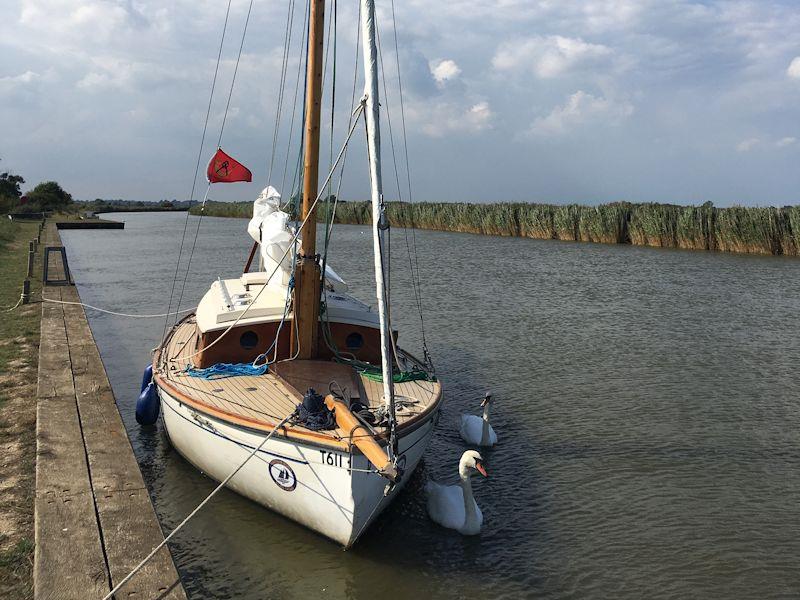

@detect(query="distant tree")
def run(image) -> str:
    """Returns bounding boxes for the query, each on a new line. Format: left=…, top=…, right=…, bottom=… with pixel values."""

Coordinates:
left=0, top=171, right=25, bottom=213
left=25, top=181, right=73, bottom=212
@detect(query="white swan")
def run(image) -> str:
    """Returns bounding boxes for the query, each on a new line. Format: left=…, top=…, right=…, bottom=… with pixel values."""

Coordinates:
left=425, top=450, right=488, bottom=535
left=460, top=393, right=497, bottom=447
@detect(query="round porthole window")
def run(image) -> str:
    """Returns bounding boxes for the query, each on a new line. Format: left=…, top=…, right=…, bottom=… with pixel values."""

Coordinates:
left=345, top=332, right=364, bottom=350
left=240, top=330, right=259, bottom=350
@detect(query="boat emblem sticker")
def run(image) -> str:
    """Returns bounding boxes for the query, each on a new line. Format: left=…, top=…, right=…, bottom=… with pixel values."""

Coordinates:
left=269, top=459, right=297, bottom=492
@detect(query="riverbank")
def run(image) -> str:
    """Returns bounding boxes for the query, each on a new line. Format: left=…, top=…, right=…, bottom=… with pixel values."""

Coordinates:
left=0, top=218, right=41, bottom=599
left=33, top=222, right=185, bottom=598
left=192, top=200, right=800, bottom=257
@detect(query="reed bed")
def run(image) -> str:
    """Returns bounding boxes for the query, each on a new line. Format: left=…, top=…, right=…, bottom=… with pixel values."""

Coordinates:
left=192, top=200, right=800, bottom=257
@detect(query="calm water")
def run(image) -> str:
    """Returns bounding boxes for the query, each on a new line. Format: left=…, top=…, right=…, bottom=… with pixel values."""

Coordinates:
left=61, top=211, right=800, bottom=599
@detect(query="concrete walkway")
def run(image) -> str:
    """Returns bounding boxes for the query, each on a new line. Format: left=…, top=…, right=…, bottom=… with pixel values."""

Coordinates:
left=35, top=224, right=186, bottom=599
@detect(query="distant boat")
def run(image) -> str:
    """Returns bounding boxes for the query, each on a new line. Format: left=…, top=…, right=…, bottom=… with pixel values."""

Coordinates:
left=152, top=0, right=441, bottom=547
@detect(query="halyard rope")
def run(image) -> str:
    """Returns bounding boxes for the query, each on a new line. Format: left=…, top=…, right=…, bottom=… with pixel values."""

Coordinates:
left=101, top=410, right=295, bottom=600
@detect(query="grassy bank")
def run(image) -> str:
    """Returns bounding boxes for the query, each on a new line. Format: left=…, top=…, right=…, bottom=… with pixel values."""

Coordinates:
left=191, top=200, right=800, bottom=256
left=0, top=218, right=41, bottom=599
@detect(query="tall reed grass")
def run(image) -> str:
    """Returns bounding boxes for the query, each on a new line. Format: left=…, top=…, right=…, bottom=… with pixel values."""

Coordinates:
left=192, top=200, right=800, bottom=256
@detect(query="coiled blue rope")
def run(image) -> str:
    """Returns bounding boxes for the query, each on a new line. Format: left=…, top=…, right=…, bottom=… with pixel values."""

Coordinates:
left=185, top=362, right=268, bottom=379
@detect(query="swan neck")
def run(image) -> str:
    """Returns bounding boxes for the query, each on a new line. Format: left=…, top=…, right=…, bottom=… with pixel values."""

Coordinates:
left=460, top=475, right=477, bottom=526
left=480, top=403, right=491, bottom=445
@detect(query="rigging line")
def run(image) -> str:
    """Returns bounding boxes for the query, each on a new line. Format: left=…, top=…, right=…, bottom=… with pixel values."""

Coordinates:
left=281, top=0, right=310, bottom=203
left=173, top=183, right=209, bottom=325
left=101, top=410, right=295, bottom=600
left=171, top=104, right=364, bottom=364
left=324, top=0, right=360, bottom=249
left=176, top=0, right=256, bottom=324
left=160, top=0, right=232, bottom=344
left=217, top=0, right=256, bottom=148
left=318, top=12, right=357, bottom=351
left=320, top=0, right=337, bottom=285
left=389, top=0, right=431, bottom=365
left=374, top=19, right=409, bottom=372
left=267, top=0, right=297, bottom=185
left=288, top=0, right=310, bottom=218
left=361, top=108, right=403, bottom=375
left=374, top=20, right=416, bottom=306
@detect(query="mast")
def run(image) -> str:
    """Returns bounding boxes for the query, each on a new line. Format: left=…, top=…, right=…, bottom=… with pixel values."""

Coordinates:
left=292, top=0, right=326, bottom=359
left=360, top=0, right=396, bottom=436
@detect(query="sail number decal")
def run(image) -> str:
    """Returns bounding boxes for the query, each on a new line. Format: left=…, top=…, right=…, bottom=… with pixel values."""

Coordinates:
left=320, top=450, right=350, bottom=469
left=268, top=459, right=297, bottom=492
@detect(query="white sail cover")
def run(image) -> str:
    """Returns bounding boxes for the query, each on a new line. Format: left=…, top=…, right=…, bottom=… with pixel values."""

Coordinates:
left=246, top=186, right=348, bottom=292
left=247, top=186, right=294, bottom=286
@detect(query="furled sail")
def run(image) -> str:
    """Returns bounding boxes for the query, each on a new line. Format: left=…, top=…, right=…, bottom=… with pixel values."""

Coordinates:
left=247, top=186, right=294, bottom=286
left=246, top=186, right=348, bottom=292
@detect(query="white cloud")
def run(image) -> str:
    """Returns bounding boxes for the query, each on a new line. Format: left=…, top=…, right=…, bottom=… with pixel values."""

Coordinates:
left=776, top=137, right=796, bottom=148
left=736, top=138, right=760, bottom=152
left=529, top=91, right=633, bottom=135
left=429, top=59, right=461, bottom=84
left=0, top=71, right=42, bottom=89
left=492, top=35, right=612, bottom=78
left=788, top=57, right=800, bottom=79
left=415, top=101, right=493, bottom=137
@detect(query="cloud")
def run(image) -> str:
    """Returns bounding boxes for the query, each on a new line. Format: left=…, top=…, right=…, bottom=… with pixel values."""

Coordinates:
left=0, top=71, right=41, bottom=85
left=529, top=91, right=633, bottom=135
left=776, top=137, right=796, bottom=148
left=1, top=0, right=800, bottom=204
left=492, top=35, right=612, bottom=78
left=415, top=101, right=493, bottom=137
left=736, top=138, right=760, bottom=152
left=788, top=57, right=800, bottom=79
left=429, top=59, right=461, bottom=84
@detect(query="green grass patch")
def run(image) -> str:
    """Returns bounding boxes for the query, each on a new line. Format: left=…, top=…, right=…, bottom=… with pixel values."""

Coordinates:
left=0, top=219, right=41, bottom=407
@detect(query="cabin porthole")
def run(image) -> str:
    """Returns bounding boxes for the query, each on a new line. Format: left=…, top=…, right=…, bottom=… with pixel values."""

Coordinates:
left=345, top=332, right=364, bottom=350
left=240, top=330, right=259, bottom=350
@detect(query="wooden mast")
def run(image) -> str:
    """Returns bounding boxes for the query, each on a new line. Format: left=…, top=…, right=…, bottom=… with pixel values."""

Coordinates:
left=292, top=0, right=325, bottom=359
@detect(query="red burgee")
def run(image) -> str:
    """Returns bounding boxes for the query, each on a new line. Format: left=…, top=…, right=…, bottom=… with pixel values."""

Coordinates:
left=206, top=148, right=252, bottom=183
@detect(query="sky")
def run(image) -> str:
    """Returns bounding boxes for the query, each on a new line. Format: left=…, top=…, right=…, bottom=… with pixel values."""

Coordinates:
left=1, top=0, right=799, bottom=206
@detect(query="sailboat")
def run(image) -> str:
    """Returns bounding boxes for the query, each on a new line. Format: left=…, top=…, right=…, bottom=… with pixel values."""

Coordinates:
left=151, top=0, right=442, bottom=547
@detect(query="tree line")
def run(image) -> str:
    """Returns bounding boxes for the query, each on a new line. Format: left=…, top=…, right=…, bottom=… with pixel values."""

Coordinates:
left=0, top=171, right=73, bottom=214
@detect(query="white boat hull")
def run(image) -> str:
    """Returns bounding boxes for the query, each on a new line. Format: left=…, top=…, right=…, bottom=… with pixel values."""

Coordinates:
left=158, top=387, right=437, bottom=547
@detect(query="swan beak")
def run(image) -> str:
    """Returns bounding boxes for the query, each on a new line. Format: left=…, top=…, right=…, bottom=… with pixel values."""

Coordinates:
left=475, top=462, right=488, bottom=477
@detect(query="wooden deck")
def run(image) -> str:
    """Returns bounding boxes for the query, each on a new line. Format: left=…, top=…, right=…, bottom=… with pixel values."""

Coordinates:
left=35, top=223, right=185, bottom=599
left=156, top=318, right=440, bottom=445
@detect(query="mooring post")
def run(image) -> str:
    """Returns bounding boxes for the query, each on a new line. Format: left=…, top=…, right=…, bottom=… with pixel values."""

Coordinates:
left=27, top=250, right=34, bottom=278
left=22, top=279, right=30, bottom=305
left=29, top=240, right=35, bottom=253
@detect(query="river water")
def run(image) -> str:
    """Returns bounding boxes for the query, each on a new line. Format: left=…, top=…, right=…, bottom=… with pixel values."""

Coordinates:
left=61, top=211, right=800, bottom=599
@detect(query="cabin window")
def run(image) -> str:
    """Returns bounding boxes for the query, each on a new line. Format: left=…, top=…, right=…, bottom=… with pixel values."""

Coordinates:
left=240, top=330, right=259, bottom=350
left=345, top=332, right=364, bottom=350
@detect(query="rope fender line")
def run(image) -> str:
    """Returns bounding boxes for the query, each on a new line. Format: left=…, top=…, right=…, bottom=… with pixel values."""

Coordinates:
left=102, top=409, right=295, bottom=600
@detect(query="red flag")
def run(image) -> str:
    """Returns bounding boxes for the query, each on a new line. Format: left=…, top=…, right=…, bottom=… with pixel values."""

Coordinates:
left=206, top=148, right=252, bottom=183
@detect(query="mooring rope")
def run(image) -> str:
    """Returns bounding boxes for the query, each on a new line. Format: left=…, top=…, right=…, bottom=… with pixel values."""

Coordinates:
left=101, top=410, right=295, bottom=600
left=4, top=290, right=25, bottom=312
left=40, top=297, right=195, bottom=319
